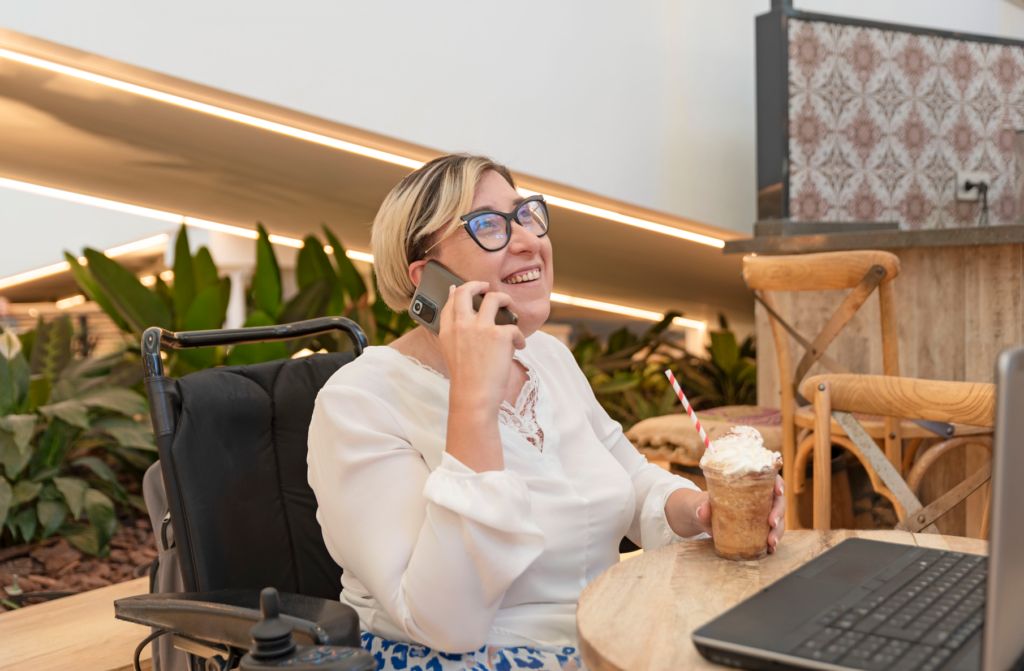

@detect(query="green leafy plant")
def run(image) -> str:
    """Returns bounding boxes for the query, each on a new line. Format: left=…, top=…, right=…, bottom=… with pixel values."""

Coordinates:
left=68, top=223, right=416, bottom=374
left=0, top=320, right=155, bottom=556
left=571, top=315, right=756, bottom=431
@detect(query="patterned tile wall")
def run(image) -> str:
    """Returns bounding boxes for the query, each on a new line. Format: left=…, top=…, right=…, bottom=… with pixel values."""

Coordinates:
left=788, top=18, right=1023, bottom=229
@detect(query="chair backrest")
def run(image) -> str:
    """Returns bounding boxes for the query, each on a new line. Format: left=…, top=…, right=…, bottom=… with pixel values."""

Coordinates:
left=803, top=374, right=995, bottom=428
left=743, top=250, right=903, bottom=528
left=157, top=352, right=353, bottom=598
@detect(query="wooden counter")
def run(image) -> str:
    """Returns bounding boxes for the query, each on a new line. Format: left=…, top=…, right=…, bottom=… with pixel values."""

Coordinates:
left=0, top=578, right=151, bottom=671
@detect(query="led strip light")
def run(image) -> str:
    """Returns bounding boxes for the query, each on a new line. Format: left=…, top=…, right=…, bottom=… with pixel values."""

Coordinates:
left=0, top=47, right=724, bottom=249
left=0, top=177, right=705, bottom=329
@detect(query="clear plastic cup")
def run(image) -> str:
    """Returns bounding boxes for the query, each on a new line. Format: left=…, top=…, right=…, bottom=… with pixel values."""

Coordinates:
left=703, top=465, right=779, bottom=561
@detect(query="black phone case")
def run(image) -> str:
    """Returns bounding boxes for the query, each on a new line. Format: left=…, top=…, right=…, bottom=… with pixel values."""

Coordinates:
left=409, top=261, right=518, bottom=335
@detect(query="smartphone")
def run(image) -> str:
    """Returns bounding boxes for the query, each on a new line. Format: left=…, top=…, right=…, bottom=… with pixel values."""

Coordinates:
left=409, top=260, right=518, bottom=336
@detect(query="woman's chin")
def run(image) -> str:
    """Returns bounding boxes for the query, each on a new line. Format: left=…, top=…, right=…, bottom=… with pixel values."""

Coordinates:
left=511, top=298, right=551, bottom=338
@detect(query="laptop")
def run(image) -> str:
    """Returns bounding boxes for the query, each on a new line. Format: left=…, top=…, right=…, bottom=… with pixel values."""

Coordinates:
left=691, top=346, right=1024, bottom=671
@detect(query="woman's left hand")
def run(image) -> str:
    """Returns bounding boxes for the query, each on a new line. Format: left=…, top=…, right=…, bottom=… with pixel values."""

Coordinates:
left=671, top=475, right=787, bottom=553
left=766, top=475, right=786, bottom=554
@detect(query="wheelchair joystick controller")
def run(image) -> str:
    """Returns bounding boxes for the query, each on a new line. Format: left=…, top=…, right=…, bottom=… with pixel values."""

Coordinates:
left=239, top=588, right=375, bottom=670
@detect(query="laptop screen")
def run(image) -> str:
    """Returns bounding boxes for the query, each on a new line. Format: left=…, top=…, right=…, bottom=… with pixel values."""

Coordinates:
left=984, top=347, right=1024, bottom=670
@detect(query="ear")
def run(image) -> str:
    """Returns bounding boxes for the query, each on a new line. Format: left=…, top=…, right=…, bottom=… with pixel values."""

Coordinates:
left=409, top=258, right=429, bottom=288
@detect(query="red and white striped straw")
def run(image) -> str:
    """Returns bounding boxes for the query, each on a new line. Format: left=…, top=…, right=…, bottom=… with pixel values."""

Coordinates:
left=665, top=370, right=710, bottom=449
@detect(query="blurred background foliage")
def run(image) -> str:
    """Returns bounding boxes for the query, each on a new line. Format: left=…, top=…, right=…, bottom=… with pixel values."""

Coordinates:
left=67, top=223, right=415, bottom=375
left=0, top=320, right=153, bottom=556
left=572, top=314, right=756, bottom=431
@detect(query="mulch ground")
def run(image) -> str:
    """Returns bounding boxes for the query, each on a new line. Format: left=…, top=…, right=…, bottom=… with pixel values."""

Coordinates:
left=0, top=518, right=157, bottom=612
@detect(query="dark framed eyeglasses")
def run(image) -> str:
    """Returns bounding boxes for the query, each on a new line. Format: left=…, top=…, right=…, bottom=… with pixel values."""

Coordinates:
left=460, top=195, right=549, bottom=252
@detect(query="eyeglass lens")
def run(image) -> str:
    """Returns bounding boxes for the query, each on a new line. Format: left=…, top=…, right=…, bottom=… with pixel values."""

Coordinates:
left=467, top=201, right=549, bottom=250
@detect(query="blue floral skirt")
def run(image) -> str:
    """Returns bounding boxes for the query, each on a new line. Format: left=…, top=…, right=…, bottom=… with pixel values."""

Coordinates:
left=360, top=631, right=586, bottom=671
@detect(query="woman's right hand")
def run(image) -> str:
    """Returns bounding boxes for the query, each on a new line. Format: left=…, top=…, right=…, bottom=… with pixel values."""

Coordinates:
left=438, top=281, right=526, bottom=415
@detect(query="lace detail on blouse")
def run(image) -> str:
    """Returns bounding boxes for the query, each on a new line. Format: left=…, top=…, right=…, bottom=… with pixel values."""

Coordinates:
left=395, top=351, right=448, bottom=382
left=498, top=364, right=545, bottom=452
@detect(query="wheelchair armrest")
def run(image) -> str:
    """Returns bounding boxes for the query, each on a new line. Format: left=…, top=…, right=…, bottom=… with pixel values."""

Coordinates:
left=114, top=589, right=360, bottom=649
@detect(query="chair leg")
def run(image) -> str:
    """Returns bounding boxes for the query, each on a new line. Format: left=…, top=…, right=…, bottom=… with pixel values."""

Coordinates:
left=980, top=495, right=992, bottom=541
left=813, top=382, right=833, bottom=530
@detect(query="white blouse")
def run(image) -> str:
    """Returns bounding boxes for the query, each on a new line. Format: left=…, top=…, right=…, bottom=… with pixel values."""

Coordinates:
left=306, top=331, right=701, bottom=653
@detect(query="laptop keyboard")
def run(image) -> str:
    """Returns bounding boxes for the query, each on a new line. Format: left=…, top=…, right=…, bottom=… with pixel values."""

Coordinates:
left=793, top=550, right=987, bottom=671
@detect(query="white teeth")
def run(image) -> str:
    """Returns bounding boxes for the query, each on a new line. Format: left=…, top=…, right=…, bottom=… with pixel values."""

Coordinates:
left=504, top=269, right=540, bottom=284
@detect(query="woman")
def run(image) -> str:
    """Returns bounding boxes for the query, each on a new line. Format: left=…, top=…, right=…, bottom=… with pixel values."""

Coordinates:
left=307, top=154, right=786, bottom=671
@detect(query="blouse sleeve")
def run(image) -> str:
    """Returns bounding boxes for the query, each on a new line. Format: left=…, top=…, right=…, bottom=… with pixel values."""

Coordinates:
left=558, top=346, right=705, bottom=550
left=307, top=384, right=545, bottom=653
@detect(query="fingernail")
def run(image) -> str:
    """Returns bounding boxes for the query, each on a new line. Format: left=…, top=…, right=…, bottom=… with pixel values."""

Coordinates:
left=775, top=516, right=780, bottom=527
left=780, top=483, right=785, bottom=495
left=773, top=537, right=778, bottom=547
left=449, top=285, right=455, bottom=294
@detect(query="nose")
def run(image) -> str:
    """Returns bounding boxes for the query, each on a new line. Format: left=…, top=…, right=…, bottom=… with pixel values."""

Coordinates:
left=507, top=218, right=542, bottom=255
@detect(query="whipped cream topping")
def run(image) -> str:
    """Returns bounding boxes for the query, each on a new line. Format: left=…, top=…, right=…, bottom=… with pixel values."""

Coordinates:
left=699, top=425, right=782, bottom=476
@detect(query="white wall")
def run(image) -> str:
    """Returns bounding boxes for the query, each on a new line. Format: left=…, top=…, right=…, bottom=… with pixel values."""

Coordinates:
left=3, top=0, right=1024, bottom=279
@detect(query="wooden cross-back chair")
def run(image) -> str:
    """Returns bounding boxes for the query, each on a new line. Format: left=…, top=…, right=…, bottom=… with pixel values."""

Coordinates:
left=804, top=374, right=996, bottom=536
left=743, top=250, right=991, bottom=530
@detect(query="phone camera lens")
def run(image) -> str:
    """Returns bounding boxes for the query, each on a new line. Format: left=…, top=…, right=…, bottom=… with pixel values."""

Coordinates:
left=411, top=297, right=436, bottom=323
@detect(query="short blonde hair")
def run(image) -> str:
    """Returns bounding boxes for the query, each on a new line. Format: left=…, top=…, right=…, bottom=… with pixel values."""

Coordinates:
left=371, top=154, right=515, bottom=311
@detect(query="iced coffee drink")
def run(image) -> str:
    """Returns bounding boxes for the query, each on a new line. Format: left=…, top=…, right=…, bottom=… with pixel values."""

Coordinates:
left=699, top=426, right=783, bottom=561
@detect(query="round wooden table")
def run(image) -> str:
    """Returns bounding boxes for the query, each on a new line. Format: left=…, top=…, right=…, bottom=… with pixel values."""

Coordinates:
left=577, top=530, right=988, bottom=671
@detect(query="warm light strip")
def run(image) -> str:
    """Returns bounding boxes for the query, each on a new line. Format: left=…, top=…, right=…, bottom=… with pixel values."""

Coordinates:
left=103, top=233, right=169, bottom=257
left=518, top=189, right=724, bottom=248
left=0, top=177, right=375, bottom=289
left=550, top=293, right=705, bottom=330
left=55, top=295, right=86, bottom=309
left=346, top=250, right=375, bottom=263
left=0, top=52, right=726, bottom=249
left=0, top=48, right=424, bottom=170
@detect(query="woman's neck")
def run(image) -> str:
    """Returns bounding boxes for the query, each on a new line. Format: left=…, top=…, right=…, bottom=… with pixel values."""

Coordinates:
left=388, top=326, right=450, bottom=377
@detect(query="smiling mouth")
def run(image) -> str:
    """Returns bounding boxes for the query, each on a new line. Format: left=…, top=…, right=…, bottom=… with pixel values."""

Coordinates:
left=502, top=269, right=541, bottom=285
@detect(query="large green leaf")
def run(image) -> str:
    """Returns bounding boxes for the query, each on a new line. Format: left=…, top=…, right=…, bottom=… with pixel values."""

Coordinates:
left=178, top=278, right=231, bottom=369
left=37, top=500, right=67, bottom=539
left=709, top=331, right=740, bottom=373
left=38, top=399, right=91, bottom=429
left=29, top=316, right=73, bottom=380
left=0, top=334, right=31, bottom=416
left=296, top=236, right=335, bottom=289
left=65, top=253, right=131, bottom=333
left=12, top=507, right=37, bottom=543
left=254, top=224, right=282, bottom=320
left=0, top=414, right=36, bottom=451
left=0, top=477, right=11, bottom=526
left=226, top=310, right=289, bottom=366
left=0, top=433, right=31, bottom=479
left=61, top=523, right=100, bottom=555
left=12, top=480, right=42, bottom=505
left=193, top=246, right=219, bottom=292
left=172, top=224, right=197, bottom=329
left=28, top=377, right=51, bottom=409
left=84, top=248, right=172, bottom=334
left=323, top=225, right=367, bottom=305
left=110, top=447, right=154, bottom=471
left=93, top=417, right=156, bottom=451
left=54, top=476, right=88, bottom=519
left=84, top=488, right=117, bottom=555
left=606, top=327, right=637, bottom=355
left=78, top=387, right=148, bottom=417
left=593, top=372, right=642, bottom=394
left=278, top=277, right=333, bottom=325
left=31, top=418, right=81, bottom=473
left=73, top=456, right=117, bottom=485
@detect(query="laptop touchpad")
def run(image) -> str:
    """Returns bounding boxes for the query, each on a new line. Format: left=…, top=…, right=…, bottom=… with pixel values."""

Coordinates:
left=814, top=559, right=879, bottom=585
